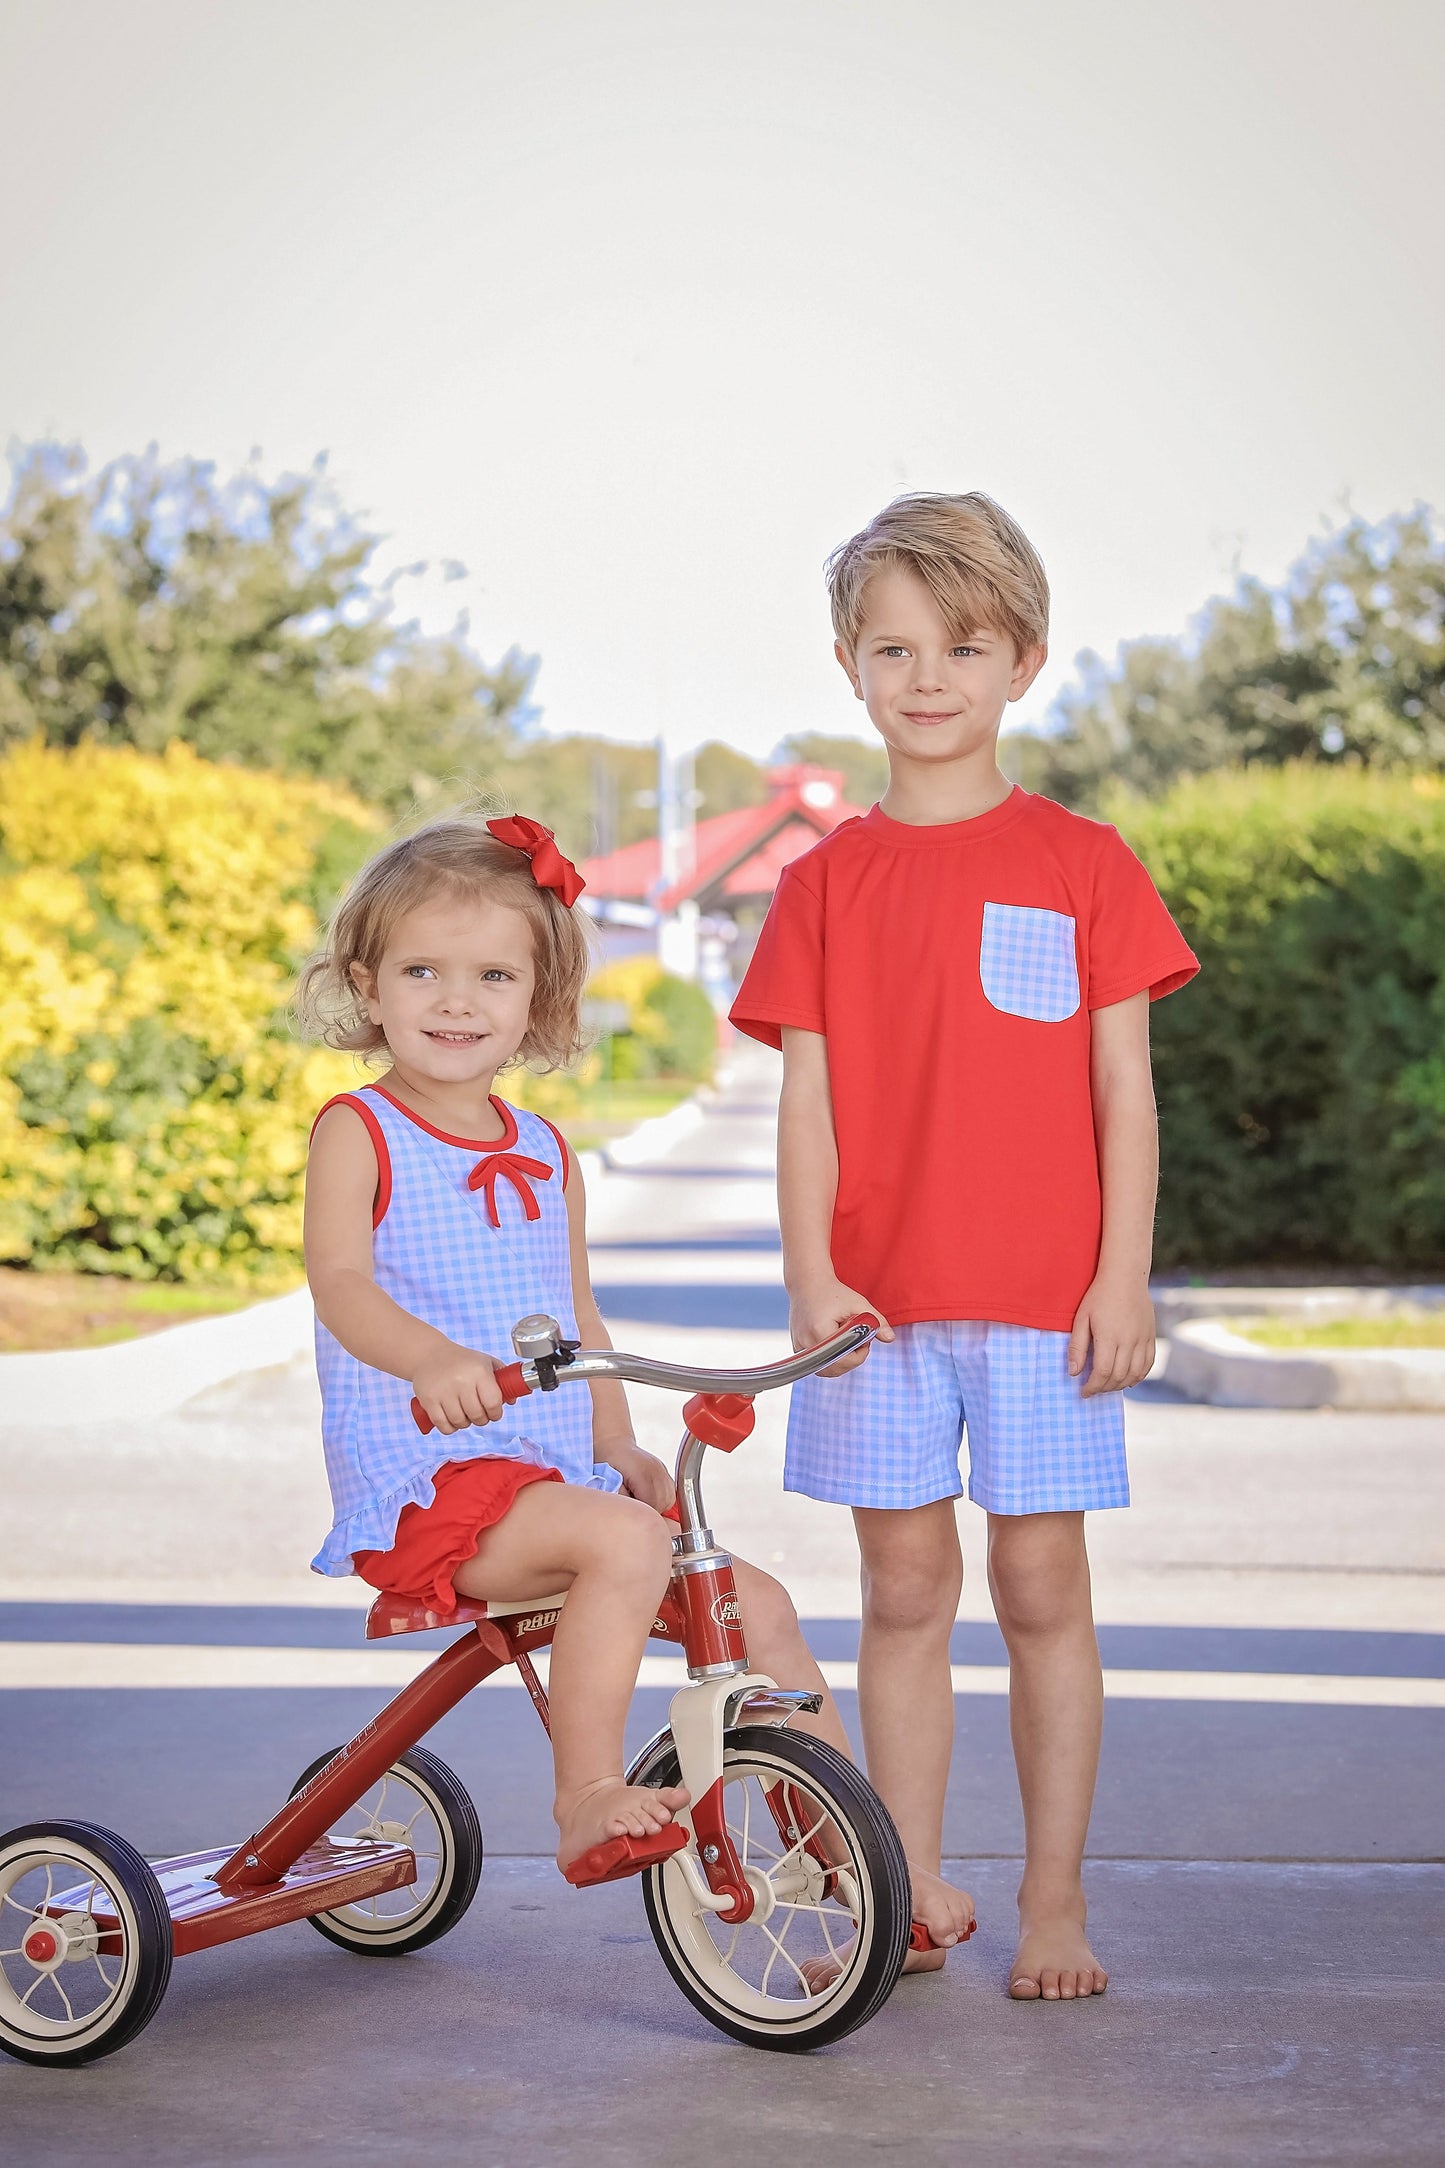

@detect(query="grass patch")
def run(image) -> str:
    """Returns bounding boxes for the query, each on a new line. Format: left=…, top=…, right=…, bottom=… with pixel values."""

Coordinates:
left=1239, top=1313, right=1445, bottom=1350
left=0, top=1268, right=301, bottom=1353
left=549, top=1079, right=694, bottom=1154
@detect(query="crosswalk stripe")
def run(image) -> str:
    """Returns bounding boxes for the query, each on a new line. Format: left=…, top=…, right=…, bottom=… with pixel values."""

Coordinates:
left=1, top=1643, right=1441, bottom=1707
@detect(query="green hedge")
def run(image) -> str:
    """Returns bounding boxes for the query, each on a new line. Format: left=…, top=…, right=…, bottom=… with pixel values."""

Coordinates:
left=586, top=957, right=717, bottom=1082
left=1114, top=767, right=1445, bottom=1269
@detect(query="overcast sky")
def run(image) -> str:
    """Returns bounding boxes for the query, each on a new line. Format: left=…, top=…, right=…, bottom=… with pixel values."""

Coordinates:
left=2, top=0, right=1442, bottom=759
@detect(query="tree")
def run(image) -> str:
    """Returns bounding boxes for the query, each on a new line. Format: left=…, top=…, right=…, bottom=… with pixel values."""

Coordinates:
left=695, top=740, right=769, bottom=818
left=1016, top=509, right=1445, bottom=811
left=0, top=443, right=536, bottom=812
left=775, top=731, right=889, bottom=807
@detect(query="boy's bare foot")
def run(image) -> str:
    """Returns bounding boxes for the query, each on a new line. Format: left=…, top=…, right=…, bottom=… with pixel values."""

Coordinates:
left=1008, top=1916, right=1108, bottom=2001
left=554, top=1777, right=689, bottom=1875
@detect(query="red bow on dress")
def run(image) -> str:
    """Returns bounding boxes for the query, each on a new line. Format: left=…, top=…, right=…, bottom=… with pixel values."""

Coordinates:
left=467, top=1150, right=554, bottom=1228
left=485, top=815, right=586, bottom=906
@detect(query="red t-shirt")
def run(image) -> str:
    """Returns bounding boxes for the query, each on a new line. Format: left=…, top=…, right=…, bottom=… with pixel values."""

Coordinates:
left=729, top=787, right=1199, bottom=1332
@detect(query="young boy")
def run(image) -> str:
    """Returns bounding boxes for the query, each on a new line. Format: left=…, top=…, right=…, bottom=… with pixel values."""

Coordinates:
left=729, top=493, right=1198, bottom=2001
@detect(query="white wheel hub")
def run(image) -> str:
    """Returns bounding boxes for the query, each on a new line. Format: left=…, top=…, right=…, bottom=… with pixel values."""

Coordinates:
left=20, top=1911, right=98, bottom=1973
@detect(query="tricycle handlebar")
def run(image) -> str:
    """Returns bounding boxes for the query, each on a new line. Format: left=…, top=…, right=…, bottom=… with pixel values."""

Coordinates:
left=410, top=1313, right=878, bottom=1434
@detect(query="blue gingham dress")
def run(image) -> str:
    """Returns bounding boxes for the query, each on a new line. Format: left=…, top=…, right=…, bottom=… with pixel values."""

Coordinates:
left=310, top=1085, right=618, bottom=1578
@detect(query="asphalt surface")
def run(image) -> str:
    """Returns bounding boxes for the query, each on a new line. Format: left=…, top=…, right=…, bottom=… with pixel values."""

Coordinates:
left=2, top=1042, right=1442, bottom=2164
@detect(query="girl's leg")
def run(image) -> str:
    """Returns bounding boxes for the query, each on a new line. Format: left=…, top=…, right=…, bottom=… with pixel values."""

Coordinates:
left=852, top=1500, right=975, bottom=1959
left=731, top=1557, right=851, bottom=1756
left=987, top=1509, right=1108, bottom=2000
left=452, top=1484, right=684, bottom=1869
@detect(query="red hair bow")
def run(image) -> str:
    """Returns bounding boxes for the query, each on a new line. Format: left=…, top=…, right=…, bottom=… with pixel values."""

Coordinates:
left=486, top=815, right=586, bottom=906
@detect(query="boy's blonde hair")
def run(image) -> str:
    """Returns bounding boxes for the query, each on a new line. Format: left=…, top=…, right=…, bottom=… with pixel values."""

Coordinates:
left=295, top=815, right=592, bottom=1070
left=826, top=492, right=1050, bottom=660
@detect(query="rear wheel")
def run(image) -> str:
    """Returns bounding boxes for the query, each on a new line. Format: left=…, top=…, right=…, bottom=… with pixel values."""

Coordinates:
left=633, top=1726, right=909, bottom=2050
left=0, top=1822, right=172, bottom=2065
left=289, top=1746, right=482, bottom=1955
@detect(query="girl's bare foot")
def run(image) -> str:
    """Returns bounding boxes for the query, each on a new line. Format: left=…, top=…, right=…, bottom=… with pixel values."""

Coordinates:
left=795, top=1864, right=975, bottom=1991
left=554, top=1777, right=689, bottom=1874
left=1008, top=1915, right=1108, bottom=2000
left=905, top=1865, right=976, bottom=1972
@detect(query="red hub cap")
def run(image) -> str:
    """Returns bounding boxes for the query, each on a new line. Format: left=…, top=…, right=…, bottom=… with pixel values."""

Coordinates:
left=24, top=1926, right=59, bottom=1964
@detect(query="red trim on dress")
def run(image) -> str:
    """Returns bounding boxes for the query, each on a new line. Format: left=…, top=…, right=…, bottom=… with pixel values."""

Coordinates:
left=536, top=1114, right=571, bottom=1189
left=368, top=1081, right=519, bottom=1153
left=311, top=1094, right=393, bottom=1229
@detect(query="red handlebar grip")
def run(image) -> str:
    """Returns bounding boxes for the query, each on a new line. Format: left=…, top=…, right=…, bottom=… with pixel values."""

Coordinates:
left=410, top=1362, right=531, bottom=1434
left=494, top=1362, right=531, bottom=1403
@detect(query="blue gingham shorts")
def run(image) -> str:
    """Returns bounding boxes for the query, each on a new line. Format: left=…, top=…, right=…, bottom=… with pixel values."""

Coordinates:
left=784, top=1320, right=1129, bottom=1515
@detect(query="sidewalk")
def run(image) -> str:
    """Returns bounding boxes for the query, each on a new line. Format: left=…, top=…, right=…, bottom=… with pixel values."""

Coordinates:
left=2, top=1041, right=1440, bottom=2164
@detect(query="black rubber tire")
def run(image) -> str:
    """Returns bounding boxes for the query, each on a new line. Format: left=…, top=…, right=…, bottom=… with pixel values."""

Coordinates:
left=635, top=1726, right=910, bottom=2051
left=0, top=1821, right=172, bottom=2066
left=288, top=1746, right=483, bottom=1955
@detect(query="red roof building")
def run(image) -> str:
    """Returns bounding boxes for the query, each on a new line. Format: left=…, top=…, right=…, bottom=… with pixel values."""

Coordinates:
left=581, top=765, right=864, bottom=918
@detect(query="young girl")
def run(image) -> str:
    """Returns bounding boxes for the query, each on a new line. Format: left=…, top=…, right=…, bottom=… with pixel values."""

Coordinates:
left=296, top=811, right=864, bottom=1890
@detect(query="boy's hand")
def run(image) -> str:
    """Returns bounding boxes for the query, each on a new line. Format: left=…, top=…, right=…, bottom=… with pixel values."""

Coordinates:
left=789, top=1278, right=893, bottom=1376
left=411, top=1343, right=506, bottom=1434
left=603, top=1440, right=677, bottom=1514
left=1067, top=1276, right=1156, bottom=1397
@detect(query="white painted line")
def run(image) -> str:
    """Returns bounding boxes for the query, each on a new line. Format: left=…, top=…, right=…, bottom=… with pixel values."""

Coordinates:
left=1, top=1645, right=1442, bottom=1708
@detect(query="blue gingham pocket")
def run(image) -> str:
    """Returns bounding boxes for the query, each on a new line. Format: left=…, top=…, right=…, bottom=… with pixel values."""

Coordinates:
left=980, top=902, right=1080, bottom=1022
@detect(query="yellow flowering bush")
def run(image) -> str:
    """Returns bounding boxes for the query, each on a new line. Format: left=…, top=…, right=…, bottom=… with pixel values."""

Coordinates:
left=586, top=956, right=716, bottom=1081
left=0, top=740, right=377, bottom=1280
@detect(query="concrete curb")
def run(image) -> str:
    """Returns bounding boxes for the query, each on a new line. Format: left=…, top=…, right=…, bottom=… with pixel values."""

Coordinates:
left=1159, top=1291, right=1445, bottom=1410
left=600, top=1090, right=708, bottom=1168
left=0, top=1287, right=314, bottom=1429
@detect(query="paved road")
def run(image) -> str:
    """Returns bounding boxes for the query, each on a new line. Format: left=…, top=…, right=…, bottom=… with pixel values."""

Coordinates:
left=2, top=1042, right=1441, bottom=2164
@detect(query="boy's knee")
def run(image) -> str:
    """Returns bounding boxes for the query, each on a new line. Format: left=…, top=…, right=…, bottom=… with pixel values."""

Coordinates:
left=988, top=1517, right=1090, bottom=1638
left=861, top=1562, right=958, bottom=1638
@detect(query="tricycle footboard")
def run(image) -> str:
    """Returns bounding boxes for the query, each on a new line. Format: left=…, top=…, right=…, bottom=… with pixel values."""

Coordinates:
left=213, top=1623, right=512, bottom=1890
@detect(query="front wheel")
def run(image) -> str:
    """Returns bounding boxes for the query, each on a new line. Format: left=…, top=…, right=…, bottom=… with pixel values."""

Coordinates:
left=633, top=1726, right=910, bottom=2050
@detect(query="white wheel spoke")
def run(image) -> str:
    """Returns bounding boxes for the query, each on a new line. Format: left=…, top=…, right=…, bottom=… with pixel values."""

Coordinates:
left=769, top=1830, right=811, bottom=1877
left=92, top=1952, right=118, bottom=1991
left=0, top=1944, right=25, bottom=1957
left=51, top=1972, right=75, bottom=2023
left=757, top=1915, right=810, bottom=1997
left=19, top=1970, right=46, bottom=2008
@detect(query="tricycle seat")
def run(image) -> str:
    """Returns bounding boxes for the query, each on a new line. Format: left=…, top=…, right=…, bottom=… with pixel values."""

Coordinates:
left=364, top=1588, right=570, bottom=1639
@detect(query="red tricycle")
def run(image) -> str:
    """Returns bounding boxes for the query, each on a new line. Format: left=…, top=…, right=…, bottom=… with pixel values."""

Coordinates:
left=0, top=1312, right=917, bottom=2062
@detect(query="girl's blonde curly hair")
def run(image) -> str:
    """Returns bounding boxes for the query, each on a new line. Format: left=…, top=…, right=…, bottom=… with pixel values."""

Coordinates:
left=295, top=814, right=592, bottom=1070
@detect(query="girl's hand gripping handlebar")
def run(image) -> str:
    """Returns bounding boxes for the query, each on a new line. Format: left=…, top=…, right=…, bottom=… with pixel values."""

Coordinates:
left=410, top=1311, right=880, bottom=1433
left=411, top=1362, right=529, bottom=1436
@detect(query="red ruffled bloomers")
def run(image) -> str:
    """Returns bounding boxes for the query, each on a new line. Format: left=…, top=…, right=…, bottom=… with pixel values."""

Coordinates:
left=352, top=1457, right=564, bottom=1616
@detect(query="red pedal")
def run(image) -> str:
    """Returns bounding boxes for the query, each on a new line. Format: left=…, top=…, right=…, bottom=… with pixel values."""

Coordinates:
left=910, top=1916, right=977, bottom=1951
left=562, top=1824, right=688, bottom=1889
